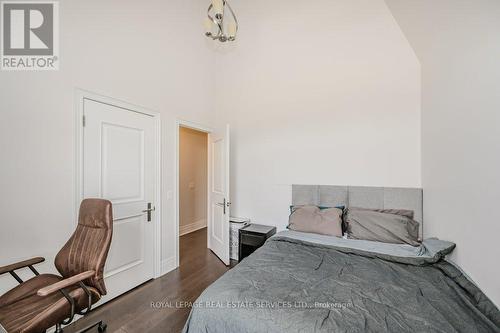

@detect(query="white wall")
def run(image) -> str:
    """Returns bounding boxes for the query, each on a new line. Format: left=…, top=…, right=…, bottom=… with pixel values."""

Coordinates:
left=0, top=0, right=214, bottom=294
left=215, top=0, right=421, bottom=230
left=386, top=0, right=500, bottom=307
left=179, top=127, right=207, bottom=232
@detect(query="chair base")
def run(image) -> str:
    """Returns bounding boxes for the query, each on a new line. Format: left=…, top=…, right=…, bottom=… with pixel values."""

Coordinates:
left=75, top=320, right=107, bottom=333
left=55, top=320, right=107, bottom=333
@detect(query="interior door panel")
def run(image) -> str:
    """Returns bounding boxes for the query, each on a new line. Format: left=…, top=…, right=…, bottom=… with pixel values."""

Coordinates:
left=83, top=98, right=156, bottom=302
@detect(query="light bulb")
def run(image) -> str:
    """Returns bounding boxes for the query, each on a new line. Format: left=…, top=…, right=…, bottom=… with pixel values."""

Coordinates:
left=212, top=0, right=224, bottom=14
left=204, top=17, right=213, bottom=33
left=228, top=21, right=237, bottom=37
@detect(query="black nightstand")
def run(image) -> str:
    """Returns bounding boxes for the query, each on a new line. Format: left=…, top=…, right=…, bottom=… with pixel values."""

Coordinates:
left=238, top=224, right=276, bottom=261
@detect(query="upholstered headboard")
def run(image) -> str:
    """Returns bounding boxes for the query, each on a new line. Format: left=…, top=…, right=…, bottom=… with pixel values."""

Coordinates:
left=292, top=185, right=423, bottom=238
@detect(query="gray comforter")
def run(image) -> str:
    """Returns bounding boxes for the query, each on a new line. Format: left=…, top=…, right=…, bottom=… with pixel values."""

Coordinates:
left=183, top=231, right=500, bottom=333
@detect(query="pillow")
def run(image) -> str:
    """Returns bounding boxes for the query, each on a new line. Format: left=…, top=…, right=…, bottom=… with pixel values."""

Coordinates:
left=289, top=205, right=345, bottom=214
left=288, top=205, right=343, bottom=237
left=348, top=207, right=415, bottom=220
left=345, top=207, right=420, bottom=246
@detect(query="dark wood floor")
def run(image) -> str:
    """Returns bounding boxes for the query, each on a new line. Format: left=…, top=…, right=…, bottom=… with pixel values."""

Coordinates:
left=66, top=228, right=231, bottom=333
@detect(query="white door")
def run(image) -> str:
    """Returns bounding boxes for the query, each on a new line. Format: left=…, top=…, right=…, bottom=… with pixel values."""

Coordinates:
left=208, top=125, right=231, bottom=265
left=82, top=98, right=157, bottom=302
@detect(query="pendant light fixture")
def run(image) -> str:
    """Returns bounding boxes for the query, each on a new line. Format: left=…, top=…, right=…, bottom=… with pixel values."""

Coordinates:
left=204, top=0, right=238, bottom=42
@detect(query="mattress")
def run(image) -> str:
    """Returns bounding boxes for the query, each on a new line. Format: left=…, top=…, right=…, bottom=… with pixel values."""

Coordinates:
left=183, top=231, right=500, bottom=333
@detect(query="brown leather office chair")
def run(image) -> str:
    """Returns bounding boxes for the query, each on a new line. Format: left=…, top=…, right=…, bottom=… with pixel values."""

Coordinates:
left=0, top=199, right=113, bottom=333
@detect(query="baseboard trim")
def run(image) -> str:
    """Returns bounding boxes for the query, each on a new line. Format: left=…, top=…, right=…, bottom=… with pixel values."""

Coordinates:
left=160, top=256, right=177, bottom=276
left=179, top=219, right=207, bottom=236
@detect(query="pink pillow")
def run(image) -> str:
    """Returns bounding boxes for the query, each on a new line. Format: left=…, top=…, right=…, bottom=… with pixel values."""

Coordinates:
left=288, top=206, right=343, bottom=237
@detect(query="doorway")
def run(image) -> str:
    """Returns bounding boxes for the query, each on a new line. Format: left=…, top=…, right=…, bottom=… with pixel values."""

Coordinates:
left=175, top=121, right=231, bottom=267
left=178, top=126, right=209, bottom=263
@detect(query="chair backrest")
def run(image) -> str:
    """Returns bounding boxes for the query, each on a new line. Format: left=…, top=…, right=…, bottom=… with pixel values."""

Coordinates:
left=54, top=199, right=113, bottom=295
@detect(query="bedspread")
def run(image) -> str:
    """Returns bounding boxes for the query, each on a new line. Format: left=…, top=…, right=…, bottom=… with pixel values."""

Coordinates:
left=183, top=232, right=500, bottom=333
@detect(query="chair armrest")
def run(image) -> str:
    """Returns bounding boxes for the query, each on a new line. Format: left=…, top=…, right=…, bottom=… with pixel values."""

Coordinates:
left=0, top=257, right=45, bottom=275
left=37, top=270, right=95, bottom=297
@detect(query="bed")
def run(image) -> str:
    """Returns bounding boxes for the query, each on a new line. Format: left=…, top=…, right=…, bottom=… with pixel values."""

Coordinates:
left=183, top=186, right=500, bottom=333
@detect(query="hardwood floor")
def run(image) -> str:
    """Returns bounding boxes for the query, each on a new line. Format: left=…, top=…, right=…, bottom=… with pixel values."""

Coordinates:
left=66, top=228, right=231, bottom=333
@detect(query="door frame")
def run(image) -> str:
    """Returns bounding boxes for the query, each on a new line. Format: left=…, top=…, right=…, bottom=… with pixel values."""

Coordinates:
left=75, top=89, right=162, bottom=279
left=175, top=119, right=213, bottom=268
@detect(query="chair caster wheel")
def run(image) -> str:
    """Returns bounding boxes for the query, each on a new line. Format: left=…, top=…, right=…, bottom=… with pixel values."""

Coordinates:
left=98, top=323, right=107, bottom=332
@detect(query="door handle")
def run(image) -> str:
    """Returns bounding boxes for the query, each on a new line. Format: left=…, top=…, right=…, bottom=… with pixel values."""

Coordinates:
left=142, top=203, right=155, bottom=222
left=216, top=198, right=229, bottom=215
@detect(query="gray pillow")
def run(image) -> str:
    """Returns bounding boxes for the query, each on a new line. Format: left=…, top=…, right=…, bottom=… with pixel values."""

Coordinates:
left=345, top=208, right=420, bottom=246
left=341, top=207, right=414, bottom=235
left=288, top=206, right=343, bottom=237
left=348, top=207, right=414, bottom=219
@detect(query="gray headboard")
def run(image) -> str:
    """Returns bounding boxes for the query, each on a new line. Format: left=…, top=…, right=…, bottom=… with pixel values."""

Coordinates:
left=292, top=185, right=423, bottom=238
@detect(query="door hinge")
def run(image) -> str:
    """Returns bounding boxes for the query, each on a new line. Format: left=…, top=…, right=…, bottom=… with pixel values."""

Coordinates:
left=82, top=115, right=86, bottom=127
